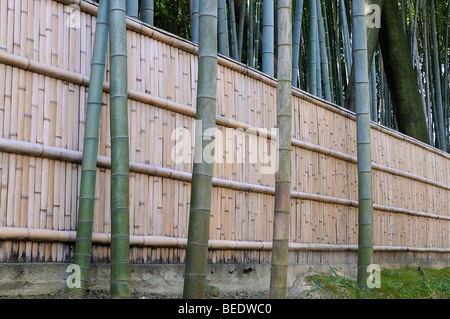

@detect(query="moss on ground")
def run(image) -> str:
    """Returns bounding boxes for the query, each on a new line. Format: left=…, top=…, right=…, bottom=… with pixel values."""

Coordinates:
left=305, top=266, right=450, bottom=299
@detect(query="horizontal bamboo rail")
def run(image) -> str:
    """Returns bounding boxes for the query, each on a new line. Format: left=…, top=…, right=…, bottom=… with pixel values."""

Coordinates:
left=2, top=227, right=449, bottom=253
left=0, top=49, right=447, bottom=192
left=0, top=138, right=448, bottom=221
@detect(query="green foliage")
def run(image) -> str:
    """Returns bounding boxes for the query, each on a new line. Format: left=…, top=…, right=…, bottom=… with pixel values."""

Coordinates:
left=154, top=0, right=191, bottom=40
left=306, top=266, right=450, bottom=299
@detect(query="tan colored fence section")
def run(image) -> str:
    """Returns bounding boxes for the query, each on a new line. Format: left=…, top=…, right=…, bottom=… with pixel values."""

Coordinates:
left=0, top=0, right=448, bottom=265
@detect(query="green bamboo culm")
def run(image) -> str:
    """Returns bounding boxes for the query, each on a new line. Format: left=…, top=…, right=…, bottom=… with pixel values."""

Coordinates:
left=444, top=1, right=449, bottom=150
left=262, top=0, right=275, bottom=77
left=125, top=0, right=139, bottom=18
left=317, top=0, right=331, bottom=102
left=340, top=0, right=352, bottom=84
left=353, top=0, right=374, bottom=293
left=108, top=0, right=131, bottom=298
left=253, top=0, right=261, bottom=69
left=229, top=0, right=239, bottom=60
left=140, top=0, right=154, bottom=26
left=218, top=0, right=229, bottom=57
left=67, top=0, right=109, bottom=296
left=247, top=0, right=254, bottom=67
left=344, top=0, right=384, bottom=113
left=183, top=0, right=218, bottom=299
left=269, top=0, right=292, bottom=299
left=237, top=0, right=246, bottom=61
left=307, top=0, right=318, bottom=95
left=430, top=0, right=446, bottom=151
left=190, top=0, right=200, bottom=44
left=291, top=0, right=304, bottom=87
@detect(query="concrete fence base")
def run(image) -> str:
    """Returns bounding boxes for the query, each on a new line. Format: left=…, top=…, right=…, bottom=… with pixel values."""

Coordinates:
left=1, top=260, right=448, bottom=298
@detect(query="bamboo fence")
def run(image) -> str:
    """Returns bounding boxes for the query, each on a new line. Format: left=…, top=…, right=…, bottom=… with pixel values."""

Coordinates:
left=0, top=0, right=448, bottom=265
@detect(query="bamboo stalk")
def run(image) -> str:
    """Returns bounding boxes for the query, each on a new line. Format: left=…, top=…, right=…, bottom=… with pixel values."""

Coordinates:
left=125, top=0, right=139, bottom=18
left=430, top=0, right=446, bottom=151
left=261, top=0, right=275, bottom=77
left=317, top=0, right=331, bottom=102
left=237, top=0, right=246, bottom=61
left=321, top=0, right=334, bottom=103
left=183, top=0, right=218, bottom=299
left=140, top=0, right=154, bottom=26
left=253, top=0, right=261, bottom=69
left=66, top=0, right=109, bottom=296
left=247, top=0, right=254, bottom=66
left=291, top=0, right=304, bottom=87
left=353, top=0, right=373, bottom=291
left=218, top=0, right=228, bottom=57
left=190, top=0, right=199, bottom=43
left=108, top=0, right=130, bottom=298
left=269, top=0, right=292, bottom=299
left=340, top=0, right=352, bottom=84
left=229, top=0, right=239, bottom=60
left=307, top=0, right=317, bottom=95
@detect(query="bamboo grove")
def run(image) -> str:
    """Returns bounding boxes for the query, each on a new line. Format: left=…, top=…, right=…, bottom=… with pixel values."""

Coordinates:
left=70, top=0, right=449, bottom=298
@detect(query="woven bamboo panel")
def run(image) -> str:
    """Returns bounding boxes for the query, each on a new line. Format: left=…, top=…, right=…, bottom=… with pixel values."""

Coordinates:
left=0, top=0, right=448, bottom=265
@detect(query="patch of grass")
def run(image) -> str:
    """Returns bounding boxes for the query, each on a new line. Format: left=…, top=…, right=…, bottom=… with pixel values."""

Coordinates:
left=305, top=266, right=450, bottom=299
